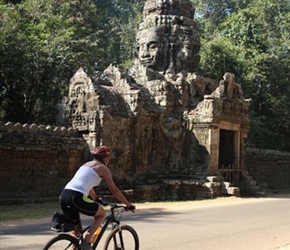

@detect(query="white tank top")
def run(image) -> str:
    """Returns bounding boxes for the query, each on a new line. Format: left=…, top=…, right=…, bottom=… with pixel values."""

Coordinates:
left=64, top=166, right=102, bottom=195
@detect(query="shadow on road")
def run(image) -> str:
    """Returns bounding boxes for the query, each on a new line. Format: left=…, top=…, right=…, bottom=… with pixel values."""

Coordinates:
left=0, top=208, right=179, bottom=236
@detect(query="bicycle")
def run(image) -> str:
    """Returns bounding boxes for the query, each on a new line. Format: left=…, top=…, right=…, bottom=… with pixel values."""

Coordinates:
left=43, top=199, right=139, bottom=250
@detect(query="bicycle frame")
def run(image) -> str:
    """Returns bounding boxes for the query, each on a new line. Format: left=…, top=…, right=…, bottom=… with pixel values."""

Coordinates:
left=80, top=204, right=123, bottom=249
left=92, top=211, right=119, bottom=249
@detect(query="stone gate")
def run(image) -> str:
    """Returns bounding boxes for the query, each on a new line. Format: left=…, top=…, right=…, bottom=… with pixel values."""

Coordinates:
left=59, top=0, right=252, bottom=199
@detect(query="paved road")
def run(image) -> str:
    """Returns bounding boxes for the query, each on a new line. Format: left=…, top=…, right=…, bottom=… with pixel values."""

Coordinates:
left=1, top=197, right=289, bottom=250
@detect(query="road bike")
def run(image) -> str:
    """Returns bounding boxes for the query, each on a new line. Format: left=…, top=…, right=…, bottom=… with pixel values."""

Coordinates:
left=42, top=199, right=139, bottom=250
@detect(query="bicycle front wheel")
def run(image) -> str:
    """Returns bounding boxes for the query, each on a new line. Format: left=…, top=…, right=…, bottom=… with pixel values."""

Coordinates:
left=42, top=233, right=81, bottom=250
left=103, top=224, right=139, bottom=250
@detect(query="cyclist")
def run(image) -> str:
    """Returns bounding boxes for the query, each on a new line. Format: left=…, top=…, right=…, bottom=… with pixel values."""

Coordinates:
left=59, top=145, right=135, bottom=250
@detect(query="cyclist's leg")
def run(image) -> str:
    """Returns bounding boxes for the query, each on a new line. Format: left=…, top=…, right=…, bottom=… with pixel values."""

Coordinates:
left=84, top=206, right=106, bottom=242
left=60, top=189, right=82, bottom=236
left=73, top=218, right=82, bottom=237
left=72, top=194, right=106, bottom=244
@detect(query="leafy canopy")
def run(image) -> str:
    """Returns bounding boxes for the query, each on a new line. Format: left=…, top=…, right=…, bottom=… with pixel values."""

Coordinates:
left=194, top=0, right=290, bottom=151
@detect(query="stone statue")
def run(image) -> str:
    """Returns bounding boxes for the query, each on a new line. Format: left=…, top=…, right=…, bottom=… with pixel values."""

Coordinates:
left=62, top=0, right=251, bottom=189
left=212, top=72, right=243, bottom=100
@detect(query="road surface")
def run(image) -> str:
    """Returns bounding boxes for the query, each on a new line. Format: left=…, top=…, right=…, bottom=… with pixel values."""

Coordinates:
left=1, top=196, right=289, bottom=250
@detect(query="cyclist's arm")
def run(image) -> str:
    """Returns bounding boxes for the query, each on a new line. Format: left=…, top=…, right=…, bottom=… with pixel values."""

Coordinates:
left=100, top=166, right=131, bottom=207
left=89, top=188, right=97, bottom=201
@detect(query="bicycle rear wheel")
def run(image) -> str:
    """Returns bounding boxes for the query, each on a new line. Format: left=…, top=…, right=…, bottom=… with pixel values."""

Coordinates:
left=103, top=224, right=139, bottom=250
left=42, top=233, right=81, bottom=250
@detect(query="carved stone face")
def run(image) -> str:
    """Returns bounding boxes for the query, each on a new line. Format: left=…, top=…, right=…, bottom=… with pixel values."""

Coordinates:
left=136, top=28, right=165, bottom=71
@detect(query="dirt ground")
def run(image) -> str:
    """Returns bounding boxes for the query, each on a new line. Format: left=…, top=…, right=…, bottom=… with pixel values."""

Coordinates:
left=135, top=192, right=290, bottom=211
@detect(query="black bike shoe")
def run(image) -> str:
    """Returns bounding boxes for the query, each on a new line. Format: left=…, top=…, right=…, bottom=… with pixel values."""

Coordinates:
left=80, top=241, right=93, bottom=250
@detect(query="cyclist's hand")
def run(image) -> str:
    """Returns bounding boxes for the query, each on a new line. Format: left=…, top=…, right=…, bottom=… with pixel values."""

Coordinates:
left=126, top=204, right=136, bottom=212
left=95, top=196, right=103, bottom=203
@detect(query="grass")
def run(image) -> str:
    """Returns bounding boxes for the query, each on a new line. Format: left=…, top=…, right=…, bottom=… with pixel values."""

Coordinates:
left=0, top=199, right=204, bottom=222
left=0, top=199, right=187, bottom=222
left=0, top=201, right=60, bottom=222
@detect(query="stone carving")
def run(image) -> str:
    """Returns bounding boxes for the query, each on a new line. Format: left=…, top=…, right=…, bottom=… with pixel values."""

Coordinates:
left=136, top=0, right=200, bottom=74
left=61, top=0, right=251, bottom=189
left=211, top=72, right=243, bottom=100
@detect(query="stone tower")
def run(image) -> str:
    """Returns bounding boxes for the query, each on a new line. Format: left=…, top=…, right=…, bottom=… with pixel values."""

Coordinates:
left=62, top=0, right=252, bottom=199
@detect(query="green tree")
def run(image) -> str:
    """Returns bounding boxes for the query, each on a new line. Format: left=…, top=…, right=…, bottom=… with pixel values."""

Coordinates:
left=0, top=0, right=145, bottom=124
left=222, top=0, right=290, bottom=150
left=0, top=0, right=136, bottom=124
left=193, top=0, right=290, bottom=150
left=0, top=0, right=77, bottom=123
left=103, top=0, right=144, bottom=71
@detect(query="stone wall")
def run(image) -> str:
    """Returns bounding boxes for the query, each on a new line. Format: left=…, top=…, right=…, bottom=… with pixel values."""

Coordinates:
left=0, top=122, right=86, bottom=204
left=1, top=122, right=289, bottom=204
left=246, top=148, right=290, bottom=189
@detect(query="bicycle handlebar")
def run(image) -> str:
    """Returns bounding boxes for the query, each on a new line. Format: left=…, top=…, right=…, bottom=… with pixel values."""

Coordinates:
left=95, top=198, right=135, bottom=213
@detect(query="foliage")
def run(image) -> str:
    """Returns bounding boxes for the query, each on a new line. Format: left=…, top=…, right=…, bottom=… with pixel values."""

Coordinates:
left=193, top=0, right=290, bottom=151
left=0, top=0, right=144, bottom=124
left=105, top=0, right=144, bottom=72
left=0, top=0, right=76, bottom=123
left=0, top=0, right=289, bottom=150
left=0, top=0, right=98, bottom=123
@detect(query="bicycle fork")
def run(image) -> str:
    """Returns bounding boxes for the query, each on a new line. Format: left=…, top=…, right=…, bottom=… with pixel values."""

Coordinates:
left=112, top=224, right=124, bottom=250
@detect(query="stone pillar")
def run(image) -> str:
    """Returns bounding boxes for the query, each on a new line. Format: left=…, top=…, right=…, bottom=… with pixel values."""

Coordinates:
left=209, top=125, right=219, bottom=174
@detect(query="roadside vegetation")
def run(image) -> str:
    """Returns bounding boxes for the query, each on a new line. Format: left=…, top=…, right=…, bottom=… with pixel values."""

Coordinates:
left=0, top=0, right=289, bottom=151
left=0, top=201, right=60, bottom=222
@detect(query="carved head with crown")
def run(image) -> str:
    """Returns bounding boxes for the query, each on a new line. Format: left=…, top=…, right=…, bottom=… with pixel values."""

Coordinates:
left=136, top=0, right=200, bottom=74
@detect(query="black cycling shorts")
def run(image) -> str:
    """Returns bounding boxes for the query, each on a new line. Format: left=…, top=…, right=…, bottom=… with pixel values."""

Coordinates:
left=60, top=189, right=100, bottom=224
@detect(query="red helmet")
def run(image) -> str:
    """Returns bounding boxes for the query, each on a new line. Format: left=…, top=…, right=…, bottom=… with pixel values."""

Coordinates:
left=91, top=146, right=111, bottom=156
